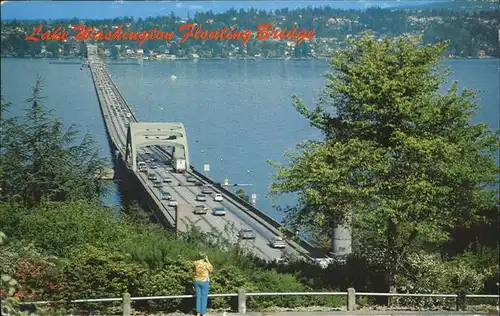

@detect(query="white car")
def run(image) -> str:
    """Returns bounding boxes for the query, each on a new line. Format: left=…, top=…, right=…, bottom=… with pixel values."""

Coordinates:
left=214, top=193, right=223, bottom=202
left=270, top=236, right=286, bottom=249
left=168, top=198, right=178, bottom=207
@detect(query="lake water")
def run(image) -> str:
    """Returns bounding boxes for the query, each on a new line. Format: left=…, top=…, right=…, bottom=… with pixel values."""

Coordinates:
left=1, top=58, right=498, bottom=221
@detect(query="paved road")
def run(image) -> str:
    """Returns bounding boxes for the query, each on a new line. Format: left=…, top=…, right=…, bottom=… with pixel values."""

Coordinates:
left=138, top=147, right=291, bottom=261
left=144, top=312, right=490, bottom=316
left=89, top=58, right=300, bottom=262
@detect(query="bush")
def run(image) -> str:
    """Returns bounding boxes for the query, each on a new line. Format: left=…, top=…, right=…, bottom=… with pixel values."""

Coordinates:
left=7, top=201, right=132, bottom=257
left=1, top=201, right=341, bottom=313
left=0, top=232, right=46, bottom=315
left=209, top=265, right=256, bottom=310
left=137, top=256, right=193, bottom=312
left=395, top=251, right=491, bottom=309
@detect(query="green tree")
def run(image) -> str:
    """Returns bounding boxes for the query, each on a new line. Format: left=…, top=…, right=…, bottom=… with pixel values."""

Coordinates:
left=269, top=34, right=498, bottom=292
left=235, top=188, right=249, bottom=202
left=78, top=41, right=87, bottom=58
left=109, top=45, right=118, bottom=59
left=0, top=77, right=107, bottom=207
left=46, top=41, right=60, bottom=57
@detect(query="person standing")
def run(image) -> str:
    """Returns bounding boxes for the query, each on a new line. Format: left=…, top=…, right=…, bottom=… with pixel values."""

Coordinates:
left=193, top=252, right=213, bottom=316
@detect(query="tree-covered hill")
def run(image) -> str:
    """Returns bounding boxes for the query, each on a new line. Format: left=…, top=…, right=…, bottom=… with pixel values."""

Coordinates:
left=1, top=6, right=498, bottom=59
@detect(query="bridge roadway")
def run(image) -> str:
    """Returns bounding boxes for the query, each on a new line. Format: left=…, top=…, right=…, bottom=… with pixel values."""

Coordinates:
left=87, top=55, right=311, bottom=262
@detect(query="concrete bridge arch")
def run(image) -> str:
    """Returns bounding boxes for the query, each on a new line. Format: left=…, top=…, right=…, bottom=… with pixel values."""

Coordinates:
left=124, top=122, right=190, bottom=171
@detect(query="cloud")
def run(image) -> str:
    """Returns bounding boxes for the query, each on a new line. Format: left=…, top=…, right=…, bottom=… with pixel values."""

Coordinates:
left=189, top=5, right=205, bottom=10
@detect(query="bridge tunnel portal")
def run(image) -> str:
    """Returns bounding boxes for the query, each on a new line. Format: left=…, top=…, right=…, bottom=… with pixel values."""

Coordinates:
left=124, top=122, right=191, bottom=172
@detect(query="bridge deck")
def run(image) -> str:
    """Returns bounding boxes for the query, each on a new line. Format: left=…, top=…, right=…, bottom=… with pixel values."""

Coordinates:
left=87, top=49, right=318, bottom=262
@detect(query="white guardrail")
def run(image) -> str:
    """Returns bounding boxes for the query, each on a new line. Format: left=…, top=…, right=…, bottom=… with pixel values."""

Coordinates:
left=17, top=289, right=499, bottom=315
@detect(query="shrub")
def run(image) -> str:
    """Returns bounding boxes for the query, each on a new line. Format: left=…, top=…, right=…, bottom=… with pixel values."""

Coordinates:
left=209, top=265, right=256, bottom=310
left=136, top=256, right=193, bottom=312
left=0, top=232, right=45, bottom=315
left=395, top=251, right=490, bottom=309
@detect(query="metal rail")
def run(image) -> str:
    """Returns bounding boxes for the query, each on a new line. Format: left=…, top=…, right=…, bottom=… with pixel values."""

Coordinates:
left=20, top=290, right=499, bottom=304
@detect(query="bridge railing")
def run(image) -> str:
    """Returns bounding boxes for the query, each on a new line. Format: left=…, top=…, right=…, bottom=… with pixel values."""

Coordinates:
left=189, top=168, right=321, bottom=256
left=17, top=288, right=499, bottom=315
left=152, top=143, right=321, bottom=257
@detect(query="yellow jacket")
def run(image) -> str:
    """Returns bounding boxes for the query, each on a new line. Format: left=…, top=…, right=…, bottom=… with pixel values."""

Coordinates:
left=193, top=259, right=213, bottom=282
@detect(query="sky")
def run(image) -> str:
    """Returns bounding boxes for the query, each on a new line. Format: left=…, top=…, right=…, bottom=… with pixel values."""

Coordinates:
left=1, top=1, right=446, bottom=20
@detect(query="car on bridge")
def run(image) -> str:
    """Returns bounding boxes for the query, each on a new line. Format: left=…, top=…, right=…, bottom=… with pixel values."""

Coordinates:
left=162, top=177, right=172, bottom=183
left=214, top=193, right=223, bottom=202
left=212, top=206, right=226, bottom=216
left=196, top=194, right=207, bottom=202
left=269, top=236, right=286, bottom=249
left=139, top=167, right=147, bottom=173
left=148, top=173, right=157, bottom=180
left=186, top=176, right=196, bottom=183
left=238, top=228, right=256, bottom=240
left=150, top=163, right=158, bottom=169
left=201, top=186, right=213, bottom=194
left=193, top=205, right=208, bottom=215
left=168, top=198, right=178, bottom=207
left=160, top=190, right=171, bottom=200
left=153, top=180, right=163, bottom=188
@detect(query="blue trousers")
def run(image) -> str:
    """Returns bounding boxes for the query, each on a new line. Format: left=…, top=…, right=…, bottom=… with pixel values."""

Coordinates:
left=194, top=280, right=210, bottom=314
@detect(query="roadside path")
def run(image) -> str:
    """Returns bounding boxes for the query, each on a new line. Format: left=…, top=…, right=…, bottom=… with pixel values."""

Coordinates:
left=138, top=311, right=494, bottom=316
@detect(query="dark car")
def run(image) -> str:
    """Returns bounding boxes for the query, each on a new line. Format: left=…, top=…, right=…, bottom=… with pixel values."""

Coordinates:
left=239, top=229, right=256, bottom=239
left=196, top=194, right=207, bottom=202
left=153, top=182, right=163, bottom=188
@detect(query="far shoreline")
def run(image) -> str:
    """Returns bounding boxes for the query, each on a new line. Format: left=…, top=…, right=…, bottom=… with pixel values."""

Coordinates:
left=1, top=55, right=497, bottom=61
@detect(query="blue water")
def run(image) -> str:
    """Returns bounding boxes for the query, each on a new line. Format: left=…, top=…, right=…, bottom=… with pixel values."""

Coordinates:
left=1, top=58, right=498, bottom=220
